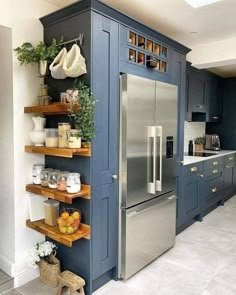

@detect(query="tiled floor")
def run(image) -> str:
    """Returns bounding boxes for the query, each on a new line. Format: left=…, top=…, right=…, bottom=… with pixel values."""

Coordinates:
left=3, top=195, right=236, bottom=295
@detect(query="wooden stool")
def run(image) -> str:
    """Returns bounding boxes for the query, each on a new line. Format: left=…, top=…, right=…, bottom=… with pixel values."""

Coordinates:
left=56, top=270, right=85, bottom=295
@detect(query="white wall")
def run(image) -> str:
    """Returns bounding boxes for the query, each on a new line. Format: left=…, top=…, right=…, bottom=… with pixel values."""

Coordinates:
left=184, top=122, right=206, bottom=153
left=0, top=0, right=59, bottom=287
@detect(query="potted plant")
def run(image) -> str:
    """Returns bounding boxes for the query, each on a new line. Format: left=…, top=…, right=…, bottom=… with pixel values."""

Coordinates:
left=28, top=241, right=60, bottom=287
left=14, top=37, right=63, bottom=77
left=194, top=137, right=205, bottom=152
left=69, top=80, right=95, bottom=147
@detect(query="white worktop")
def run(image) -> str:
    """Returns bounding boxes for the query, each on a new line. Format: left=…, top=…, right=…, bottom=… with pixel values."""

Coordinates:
left=183, top=150, right=236, bottom=165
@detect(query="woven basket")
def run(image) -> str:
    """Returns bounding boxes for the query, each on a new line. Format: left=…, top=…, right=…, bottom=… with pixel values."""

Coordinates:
left=38, top=253, right=60, bottom=287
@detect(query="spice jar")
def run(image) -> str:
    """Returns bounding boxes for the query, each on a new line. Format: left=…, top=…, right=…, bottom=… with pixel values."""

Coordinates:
left=66, top=173, right=81, bottom=193
left=66, top=129, right=82, bottom=149
left=40, top=168, right=53, bottom=187
left=32, top=164, right=45, bottom=185
left=58, top=123, right=71, bottom=148
left=39, top=84, right=49, bottom=96
left=57, top=171, right=69, bottom=191
left=48, top=170, right=60, bottom=189
left=45, top=128, right=59, bottom=148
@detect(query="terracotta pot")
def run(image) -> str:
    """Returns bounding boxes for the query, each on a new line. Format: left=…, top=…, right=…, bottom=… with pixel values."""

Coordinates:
left=195, top=144, right=203, bottom=152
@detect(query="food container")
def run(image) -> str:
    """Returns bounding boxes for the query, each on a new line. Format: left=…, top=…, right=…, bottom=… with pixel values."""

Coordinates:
left=66, top=129, right=82, bottom=149
left=48, top=170, right=60, bottom=189
left=44, top=199, right=59, bottom=226
left=45, top=128, right=59, bottom=148
left=40, top=168, right=53, bottom=187
left=58, top=123, right=71, bottom=148
left=57, top=171, right=69, bottom=191
left=60, top=92, right=67, bottom=104
left=66, top=173, right=81, bottom=193
left=32, top=163, right=45, bottom=185
left=39, top=84, right=49, bottom=96
left=57, top=208, right=81, bottom=234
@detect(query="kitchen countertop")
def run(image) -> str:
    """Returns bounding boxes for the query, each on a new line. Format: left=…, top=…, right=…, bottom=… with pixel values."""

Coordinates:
left=183, top=150, right=236, bottom=165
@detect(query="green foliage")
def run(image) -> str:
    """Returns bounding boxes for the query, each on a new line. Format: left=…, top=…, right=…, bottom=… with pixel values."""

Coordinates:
left=194, top=137, right=205, bottom=145
left=14, top=37, right=63, bottom=65
left=69, top=80, right=95, bottom=143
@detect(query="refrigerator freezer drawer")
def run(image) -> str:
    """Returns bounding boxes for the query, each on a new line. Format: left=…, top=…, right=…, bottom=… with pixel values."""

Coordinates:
left=120, top=194, right=176, bottom=279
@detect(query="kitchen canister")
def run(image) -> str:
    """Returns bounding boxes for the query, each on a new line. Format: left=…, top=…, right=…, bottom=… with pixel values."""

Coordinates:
left=45, top=128, right=59, bottom=148
left=40, top=168, right=53, bottom=187
left=44, top=199, right=59, bottom=226
left=66, top=173, right=81, bottom=193
left=57, top=171, right=69, bottom=191
left=58, top=123, right=71, bottom=148
left=48, top=170, right=61, bottom=189
left=66, top=129, right=82, bottom=149
left=32, top=164, right=45, bottom=185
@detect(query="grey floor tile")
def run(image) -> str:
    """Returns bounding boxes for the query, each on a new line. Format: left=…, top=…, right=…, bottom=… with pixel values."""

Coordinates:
left=0, top=279, right=14, bottom=294
left=0, top=270, right=12, bottom=285
left=2, top=290, right=21, bottom=295
left=158, top=239, right=230, bottom=277
left=224, top=195, right=236, bottom=208
left=213, top=255, right=236, bottom=289
left=202, top=279, right=236, bottom=295
left=17, top=278, right=57, bottom=295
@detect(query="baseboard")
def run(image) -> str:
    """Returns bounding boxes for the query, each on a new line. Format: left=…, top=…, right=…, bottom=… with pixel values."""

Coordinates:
left=0, top=255, right=14, bottom=277
left=14, top=267, right=39, bottom=288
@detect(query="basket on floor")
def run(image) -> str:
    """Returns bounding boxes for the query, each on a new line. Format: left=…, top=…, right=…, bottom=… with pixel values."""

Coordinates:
left=39, top=253, right=61, bottom=287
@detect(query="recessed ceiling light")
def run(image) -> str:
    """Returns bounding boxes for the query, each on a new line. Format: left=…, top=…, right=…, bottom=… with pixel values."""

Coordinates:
left=185, top=0, right=223, bottom=8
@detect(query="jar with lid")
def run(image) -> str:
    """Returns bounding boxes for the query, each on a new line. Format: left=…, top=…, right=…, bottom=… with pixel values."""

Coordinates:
left=32, top=163, right=45, bottom=185
left=48, top=170, right=61, bottom=189
left=45, top=128, right=59, bottom=148
left=66, top=129, right=82, bottom=149
left=40, top=168, right=53, bottom=187
left=57, top=171, right=69, bottom=191
left=58, top=123, right=71, bottom=148
left=39, top=84, right=49, bottom=96
left=66, top=173, right=81, bottom=193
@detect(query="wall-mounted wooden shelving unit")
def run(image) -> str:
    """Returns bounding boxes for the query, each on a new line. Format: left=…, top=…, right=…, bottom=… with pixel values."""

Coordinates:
left=26, top=183, right=91, bottom=203
left=26, top=219, right=90, bottom=247
left=24, top=103, right=77, bottom=115
left=25, top=145, right=91, bottom=157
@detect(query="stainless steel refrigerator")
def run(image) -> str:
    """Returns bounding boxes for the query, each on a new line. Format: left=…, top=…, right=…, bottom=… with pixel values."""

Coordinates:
left=119, top=73, right=178, bottom=279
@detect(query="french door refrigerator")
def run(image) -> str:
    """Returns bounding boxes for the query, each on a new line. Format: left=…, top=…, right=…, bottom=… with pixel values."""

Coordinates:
left=119, top=73, right=178, bottom=279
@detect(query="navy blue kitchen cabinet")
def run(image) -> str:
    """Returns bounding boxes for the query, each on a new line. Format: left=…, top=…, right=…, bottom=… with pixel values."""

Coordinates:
left=223, top=154, right=236, bottom=199
left=40, top=0, right=190, bottom=293
left=205, top=76, right=222, bottom=122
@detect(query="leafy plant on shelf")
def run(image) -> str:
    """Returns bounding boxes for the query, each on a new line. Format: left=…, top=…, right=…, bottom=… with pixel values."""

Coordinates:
left=14, top=37, right=63, bottom=65
left=194, top=137, right=205, bottom=146
left=69, top=80, right=96, bottom=144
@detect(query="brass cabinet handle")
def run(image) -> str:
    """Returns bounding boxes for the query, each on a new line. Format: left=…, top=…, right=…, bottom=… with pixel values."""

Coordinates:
left=213, top=169, right=218, bottom=174
left=213, top=161, right=218, bottom=166
left=212, top=116, right=219, bottom=119
left=229, top=157, right=233, bottom=161
left=226, top=165, right=229, bottom=168
left=191, top=167, right=197, bottom=172
left=212, top=187, right=217, bottom=193
left=199, top=174, right=204, bottom=178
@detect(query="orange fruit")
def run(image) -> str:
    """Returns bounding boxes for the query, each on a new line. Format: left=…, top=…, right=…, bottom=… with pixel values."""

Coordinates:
left=72, top=211, right=80, bottom=220
left=57, top=217, right=66, bottom=226
left=61, top=212, right=69, bottom=220
left=66, top=216, right=74, bottom=225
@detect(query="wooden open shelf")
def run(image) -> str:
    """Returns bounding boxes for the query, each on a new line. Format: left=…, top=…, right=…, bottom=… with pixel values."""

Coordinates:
left=24, top=103, right=76, bottom=115
left=25, top=145, right=91, bottom=157
left=26, top=184, right=91, bottom=203
left=26, top=219, right=90, bottom=247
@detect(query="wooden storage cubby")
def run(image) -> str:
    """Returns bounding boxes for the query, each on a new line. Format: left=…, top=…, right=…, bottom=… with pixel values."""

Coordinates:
left=137, top=35, right=145, bottom=49
left=147, top=40, right=153, bottom=52
left=138, top=52, right=145, bottom=65
left=154, top=43, right=161, bottom=56
left=129, top=49, right=136, bottom=62
left=160, top=61, right=167, bottom=72
left=161, top=46, right=168, bottom=58
left=129, top=31, right=136, bottom=45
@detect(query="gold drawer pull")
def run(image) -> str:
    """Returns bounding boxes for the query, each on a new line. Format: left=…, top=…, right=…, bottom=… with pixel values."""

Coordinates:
left=213, top=169, right=218, bottom=174
left=213, top=161, right=218, bottom=166
left=199, top=174, right=204, bottom=178
left=212, top=187, right=217, bottom=193
left=226, top=165, right=229, bottom=168
left=191, top=167, right=197, bottom=172
left=229, top=157, right=233, bottom=160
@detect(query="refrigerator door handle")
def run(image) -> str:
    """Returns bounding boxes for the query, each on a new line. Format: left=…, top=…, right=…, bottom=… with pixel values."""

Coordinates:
left=156, top=126, right=163, bottom=192
left=147, top=126, right=156, bottom=194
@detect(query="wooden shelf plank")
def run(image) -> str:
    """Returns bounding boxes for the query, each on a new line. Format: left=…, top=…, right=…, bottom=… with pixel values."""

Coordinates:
left=25, top=146, right=91, bottom=157
left=26, top=184, right=91, bottom=203
left=26, top=219, right=90, bottom=247
left=24, top=103, right=72, bottom=115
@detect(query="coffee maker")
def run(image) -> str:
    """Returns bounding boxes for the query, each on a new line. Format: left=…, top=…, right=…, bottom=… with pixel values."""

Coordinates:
left=205, top=134, right=221, bottom=151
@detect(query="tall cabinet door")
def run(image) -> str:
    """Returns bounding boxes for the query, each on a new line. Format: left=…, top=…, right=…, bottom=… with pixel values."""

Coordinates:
left=91, top=12, right=119, bottom=188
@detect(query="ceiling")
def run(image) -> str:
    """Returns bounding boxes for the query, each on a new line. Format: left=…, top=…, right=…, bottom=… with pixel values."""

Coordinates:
left=42, top=0, right=236, bottom=77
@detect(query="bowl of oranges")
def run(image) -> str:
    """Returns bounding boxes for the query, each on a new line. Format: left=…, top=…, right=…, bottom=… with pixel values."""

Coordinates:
left=57, top=208, right=81, bottom=234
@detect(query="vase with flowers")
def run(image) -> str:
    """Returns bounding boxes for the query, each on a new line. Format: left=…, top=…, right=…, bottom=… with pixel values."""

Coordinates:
left=28, top=241, right=60, bottom=287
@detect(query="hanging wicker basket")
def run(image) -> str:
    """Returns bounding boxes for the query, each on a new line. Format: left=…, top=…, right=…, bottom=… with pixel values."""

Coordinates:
left=38, top=252, right=60, bottom=287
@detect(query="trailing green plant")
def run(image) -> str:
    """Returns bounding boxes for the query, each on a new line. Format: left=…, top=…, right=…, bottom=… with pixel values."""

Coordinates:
left=69, top=80, right=96, bottom=143
left=14, top=37, right=63, bottom=65
left=194, top=137, right=205, bottom=146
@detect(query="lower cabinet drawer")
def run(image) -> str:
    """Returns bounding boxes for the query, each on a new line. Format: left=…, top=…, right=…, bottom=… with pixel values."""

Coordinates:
left=202, top=166, right=223, bottom=182
left=224, top=153, right=235, bottom=164
left=200, top=177, right=223, bottom=210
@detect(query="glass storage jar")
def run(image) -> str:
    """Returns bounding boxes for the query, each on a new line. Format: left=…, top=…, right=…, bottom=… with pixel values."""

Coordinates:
left=57, top=171, right=69, bottom=191
left=40, top=168, right=53, bottom=187
left=58, top=123, right=71, bottom=148
left=32, top=163, right=45, bottom=185
left=66, top=173, right=81, bottom=193
left=45, top=128, right=59, bottom=148
left=48, top=170, right=60, bottom=189
left=39, top=84, right=49, bottom=96
left=66, top=129, right=82, bottom=149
